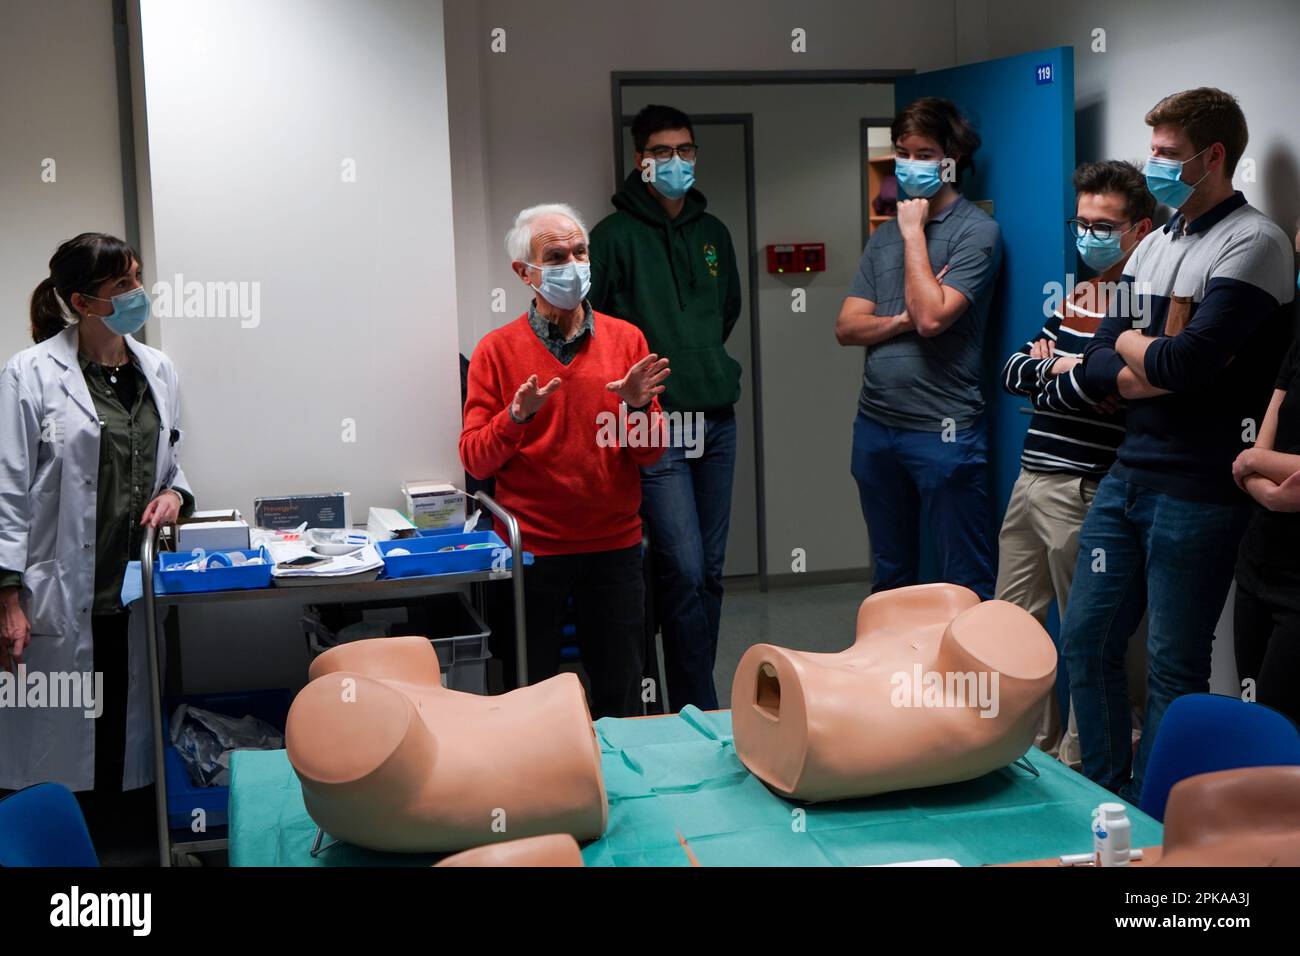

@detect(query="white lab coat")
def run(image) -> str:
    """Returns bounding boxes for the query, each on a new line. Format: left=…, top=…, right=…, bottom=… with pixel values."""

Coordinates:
left=0, top=325, right=192, bottom=792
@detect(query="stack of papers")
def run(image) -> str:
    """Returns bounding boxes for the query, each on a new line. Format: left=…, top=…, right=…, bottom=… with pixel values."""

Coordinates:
left=258, top=537, right=384, bottom=585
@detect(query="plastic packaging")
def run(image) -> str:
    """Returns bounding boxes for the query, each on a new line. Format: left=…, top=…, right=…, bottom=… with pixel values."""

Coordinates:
left=168, top=703, right=284, bottom=787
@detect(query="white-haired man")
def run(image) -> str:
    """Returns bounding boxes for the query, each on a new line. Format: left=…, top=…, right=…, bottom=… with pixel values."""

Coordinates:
left=460, top=204, right=670, bottom=717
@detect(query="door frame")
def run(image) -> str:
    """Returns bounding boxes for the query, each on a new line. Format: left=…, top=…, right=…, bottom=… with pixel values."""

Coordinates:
left=611, top=69, right=912, bottom=592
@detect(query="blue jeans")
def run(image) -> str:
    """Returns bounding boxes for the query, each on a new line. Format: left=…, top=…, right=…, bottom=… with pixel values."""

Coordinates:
left=1062, top=474, right=1249, bottom=802
left=640, top=408, right=737, bottom=711
left=849, top=411, right=995, bottom=599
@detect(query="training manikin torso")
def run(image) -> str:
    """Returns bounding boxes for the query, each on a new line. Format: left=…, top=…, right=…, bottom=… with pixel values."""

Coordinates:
left=434, top=833, right=585, bottom=867
left=731, top=583, right=1057, bottom=802
left=285, top=636, right=608, bottom=853
left=1155, top=765, right=1300, bottom=867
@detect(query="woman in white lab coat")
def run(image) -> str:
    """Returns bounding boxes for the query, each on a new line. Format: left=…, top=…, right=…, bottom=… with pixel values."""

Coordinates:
left=0, top=233, right=193, bottom=852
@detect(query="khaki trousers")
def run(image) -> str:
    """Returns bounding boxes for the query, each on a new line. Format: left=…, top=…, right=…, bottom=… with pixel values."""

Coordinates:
left=995, top=467, right=1146, bottom=769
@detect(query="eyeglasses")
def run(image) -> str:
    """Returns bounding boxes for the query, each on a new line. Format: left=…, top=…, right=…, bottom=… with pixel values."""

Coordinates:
left=1066, top=218, right=1135, bottom=241
left=645, top=144, right=699, bottom=162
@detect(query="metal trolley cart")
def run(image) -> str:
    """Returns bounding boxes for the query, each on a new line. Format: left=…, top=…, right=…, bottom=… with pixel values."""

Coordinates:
left=138, top=490, right=528, bottom=866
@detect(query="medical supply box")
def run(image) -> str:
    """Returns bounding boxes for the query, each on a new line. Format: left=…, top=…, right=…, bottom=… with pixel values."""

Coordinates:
left=253, top=491, right=351, bottom=530
left=176, top=509, right=251, bottom=552
left=401, top=480, right=466, bottom=530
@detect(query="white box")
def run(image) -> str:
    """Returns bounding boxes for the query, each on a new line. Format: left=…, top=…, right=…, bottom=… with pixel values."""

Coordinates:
left=176, top=510, right=251, bottom=552
left=402, top=481, right=465, bottom=530
left=367, top=507, right=417, bottom=541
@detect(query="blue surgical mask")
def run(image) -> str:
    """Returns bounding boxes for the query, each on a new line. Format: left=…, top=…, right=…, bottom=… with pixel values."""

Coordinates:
left=1143, top=147, right=1210, bottom=209
left=894, top=158, right=945, bottom=199
left=651, top=155, right=695, bottom=200
left=83, top=287, right=151, bottom=336
left=528, top=260, right=591, bottom=311
left=1075, top=225, right=1136, bottom=272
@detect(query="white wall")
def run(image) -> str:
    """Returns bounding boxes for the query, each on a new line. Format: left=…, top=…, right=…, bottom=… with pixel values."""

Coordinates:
left=129, top=0, right=463, bottom=691
left=623, top=84, right=895, bottom=576
left=444, top=0, right=496, bottom=358
left=132, top=0, right=463, bottom=520
left=0, top=0, right=126, bottom=365
left=981, top=0, right=1300, bottom=231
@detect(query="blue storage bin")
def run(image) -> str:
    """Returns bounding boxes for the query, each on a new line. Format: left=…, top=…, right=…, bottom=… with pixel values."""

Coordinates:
left=379, top=531, right=510, bottom=578
left=157, top=547, right=273, bottom=594
left=414, top=525, right=464, bottom=538
left=163, top=688, right=291, bottom=832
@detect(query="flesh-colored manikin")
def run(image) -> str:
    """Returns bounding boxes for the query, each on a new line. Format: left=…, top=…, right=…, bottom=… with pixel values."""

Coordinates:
left=285, top=636, right=608, bottom=853
left=435, top=833, right=585, bottom=867
left=1156, top=766, right=1300, bottom=867
left=732, top=583, right=1057, bottom=802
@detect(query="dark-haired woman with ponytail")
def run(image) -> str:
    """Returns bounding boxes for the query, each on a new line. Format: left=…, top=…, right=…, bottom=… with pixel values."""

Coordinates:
left=0, top=233, right=194, bottom=858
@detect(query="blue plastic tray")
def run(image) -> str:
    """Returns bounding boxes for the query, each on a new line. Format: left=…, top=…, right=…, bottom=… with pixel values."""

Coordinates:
left=157, top=547, right=273, bottom=594
left=164, top=688, right=291, bottom=832
left=414, top=525, right=465, bottom=538
left=378, top=531, right=510, bottom=578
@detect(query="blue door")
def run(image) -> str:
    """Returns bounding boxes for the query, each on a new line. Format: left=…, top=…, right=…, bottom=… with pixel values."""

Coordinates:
left=894, top=46, right=1077, bottom=579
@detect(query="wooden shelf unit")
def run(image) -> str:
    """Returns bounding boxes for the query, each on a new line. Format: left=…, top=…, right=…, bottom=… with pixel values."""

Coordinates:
left=866, top=153, right=896, bottom=236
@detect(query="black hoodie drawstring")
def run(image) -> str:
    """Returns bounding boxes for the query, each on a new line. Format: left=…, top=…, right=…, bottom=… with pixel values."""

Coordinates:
left=682, top=224, right=698, bottom=289
left=664, top=221, right=686, bottom=310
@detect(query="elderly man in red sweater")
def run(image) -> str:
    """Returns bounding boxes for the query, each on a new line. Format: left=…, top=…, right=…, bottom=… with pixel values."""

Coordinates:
left=461, top=203, right=670, bottom=717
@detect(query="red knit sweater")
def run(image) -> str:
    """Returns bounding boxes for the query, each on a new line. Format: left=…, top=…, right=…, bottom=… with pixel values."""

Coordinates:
left=460, top=311, right=665, bottom=556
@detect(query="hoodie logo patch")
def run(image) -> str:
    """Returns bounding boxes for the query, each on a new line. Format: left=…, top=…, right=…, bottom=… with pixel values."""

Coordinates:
left=703, top=243, right=719, bottom=277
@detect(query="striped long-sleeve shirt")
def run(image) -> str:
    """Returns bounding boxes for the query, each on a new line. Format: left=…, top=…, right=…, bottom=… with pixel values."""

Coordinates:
left=1002, top=281, right=1126, bottom=477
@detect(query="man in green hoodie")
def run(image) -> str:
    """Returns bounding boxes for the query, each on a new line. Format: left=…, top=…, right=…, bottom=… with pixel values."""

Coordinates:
left=590, top=104, right=742, bottom=711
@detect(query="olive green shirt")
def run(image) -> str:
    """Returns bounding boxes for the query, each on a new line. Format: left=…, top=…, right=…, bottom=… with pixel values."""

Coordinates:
left=0, top=355, right=194, bottom=613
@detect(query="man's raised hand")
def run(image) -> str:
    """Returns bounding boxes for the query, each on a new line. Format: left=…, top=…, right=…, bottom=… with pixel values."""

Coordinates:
left=512, top=374, right=562, bottom=420
left=607, top=354, right=670, bottom=408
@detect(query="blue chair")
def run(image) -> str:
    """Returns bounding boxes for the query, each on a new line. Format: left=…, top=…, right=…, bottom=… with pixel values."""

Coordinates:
left=0, top=783, right=99, bottom=867
left=1140, top=693, right=1300, bottom=823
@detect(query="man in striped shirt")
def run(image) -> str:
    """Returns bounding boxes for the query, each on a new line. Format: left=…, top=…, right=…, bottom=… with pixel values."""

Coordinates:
left=996, top=160, right=1154, bottom=766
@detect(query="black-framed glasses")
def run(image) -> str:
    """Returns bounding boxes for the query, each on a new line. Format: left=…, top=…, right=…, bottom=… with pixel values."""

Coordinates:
left=1067, top=218, right=1134, bottom=241
left=646, top=143, right=699, bottom=162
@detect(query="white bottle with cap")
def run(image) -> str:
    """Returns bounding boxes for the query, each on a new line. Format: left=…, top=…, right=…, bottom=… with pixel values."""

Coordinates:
left=1092, top=801, right=1132, bottom=866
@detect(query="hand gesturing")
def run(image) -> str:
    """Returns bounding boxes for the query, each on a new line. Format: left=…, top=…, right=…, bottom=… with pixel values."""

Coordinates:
left=606, top=354, right=670, bottom=408
left=512, top=374, right=562, bottom=420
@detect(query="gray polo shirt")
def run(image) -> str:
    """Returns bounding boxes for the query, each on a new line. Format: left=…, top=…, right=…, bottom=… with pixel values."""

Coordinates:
left=848, top=195, right=1002, bottom=430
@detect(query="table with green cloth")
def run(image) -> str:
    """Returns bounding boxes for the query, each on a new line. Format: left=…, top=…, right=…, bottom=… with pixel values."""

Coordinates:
left=228, top=706, right=1162, bottom=866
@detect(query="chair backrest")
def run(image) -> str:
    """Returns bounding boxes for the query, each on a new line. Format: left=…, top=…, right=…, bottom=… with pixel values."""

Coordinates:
left=0, top=782, right=99, bottom=867
left=1140, top=694, right=1300, bottom=822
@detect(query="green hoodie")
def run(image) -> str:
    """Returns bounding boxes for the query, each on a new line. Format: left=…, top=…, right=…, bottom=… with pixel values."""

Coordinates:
left=590, top=170, right=742, bottom=413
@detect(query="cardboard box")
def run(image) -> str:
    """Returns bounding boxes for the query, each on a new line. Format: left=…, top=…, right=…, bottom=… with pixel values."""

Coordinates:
left=402, top=481, right=465, bottom=530
left=254, top=492, right=351, bottom=530
left=176, top=510, right=251, bottom=552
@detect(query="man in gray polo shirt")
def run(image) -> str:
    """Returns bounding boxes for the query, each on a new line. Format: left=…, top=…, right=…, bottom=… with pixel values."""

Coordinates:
left=836, top=97, right=1003, bottom=598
